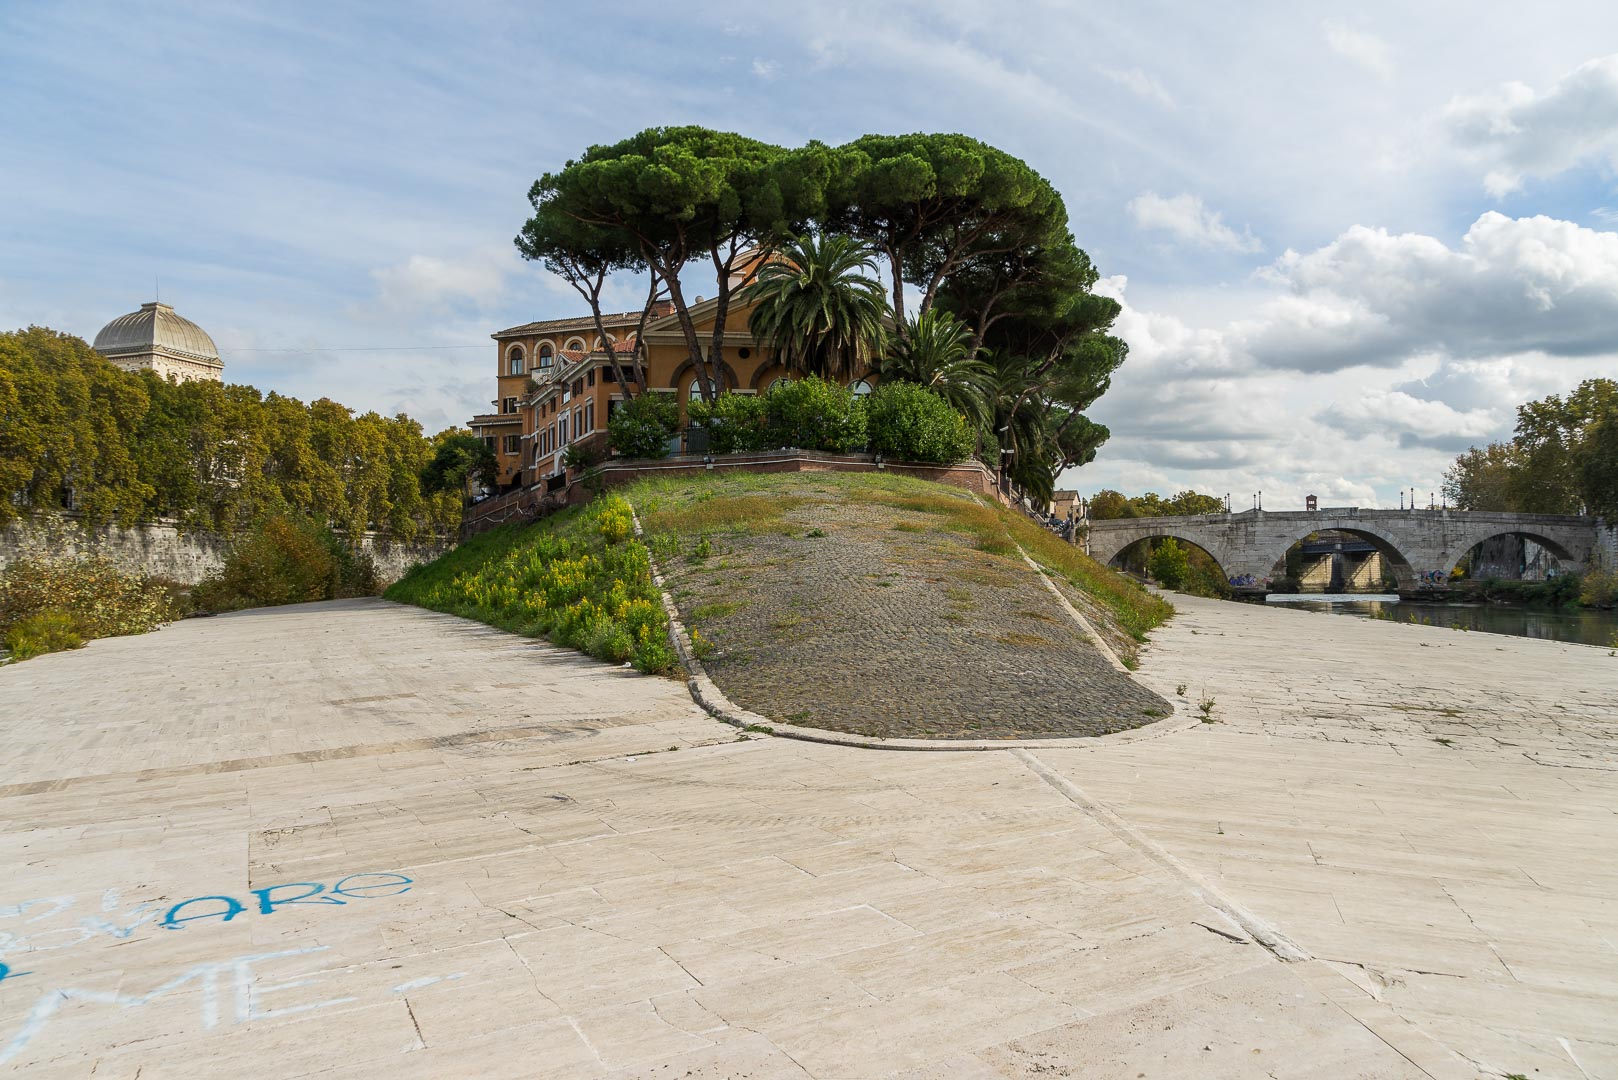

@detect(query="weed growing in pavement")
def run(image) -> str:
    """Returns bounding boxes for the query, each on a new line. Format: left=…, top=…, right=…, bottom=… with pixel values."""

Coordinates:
left=1197, top=695, right=1217, bottom=723
left=1176, top=683, right=1188, bottom=697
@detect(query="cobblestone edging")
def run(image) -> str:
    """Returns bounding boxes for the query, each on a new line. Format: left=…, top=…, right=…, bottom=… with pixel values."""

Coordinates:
left=629, top=503, right=1190, bottom=752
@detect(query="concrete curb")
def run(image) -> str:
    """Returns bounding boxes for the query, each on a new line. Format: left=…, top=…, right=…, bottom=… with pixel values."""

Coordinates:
left=630, top=502, right=1192, bottom=753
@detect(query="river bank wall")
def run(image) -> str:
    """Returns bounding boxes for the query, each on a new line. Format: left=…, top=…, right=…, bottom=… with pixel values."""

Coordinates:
left=0, top=513, right=448, bottom=585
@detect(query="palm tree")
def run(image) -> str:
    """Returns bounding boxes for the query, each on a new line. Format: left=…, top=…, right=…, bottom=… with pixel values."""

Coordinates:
left=744, top=234, right=889, bottom=382
left=879, top=310, right=993, bottom=429
left=985, top=350, right=1060, bottom=502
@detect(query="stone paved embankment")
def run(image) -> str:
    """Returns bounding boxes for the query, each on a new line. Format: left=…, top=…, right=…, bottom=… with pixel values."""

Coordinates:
left=660, top=501, right=1171, bottom=739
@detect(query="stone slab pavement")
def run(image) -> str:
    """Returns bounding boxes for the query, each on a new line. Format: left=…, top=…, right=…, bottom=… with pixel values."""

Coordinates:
left=1035, top=594, right=1618, bottom=1080
left=0, top=598, right=1430, bottom=1078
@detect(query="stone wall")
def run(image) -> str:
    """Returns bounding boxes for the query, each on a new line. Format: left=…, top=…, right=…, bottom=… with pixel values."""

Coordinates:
left=1598, top=520, right=1617, bottom=571
left=0, top=514, right=448, bottom=586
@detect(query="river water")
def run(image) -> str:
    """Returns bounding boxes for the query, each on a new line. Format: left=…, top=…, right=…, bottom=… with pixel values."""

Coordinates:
left=1261, top=594, right=1618, bottom=648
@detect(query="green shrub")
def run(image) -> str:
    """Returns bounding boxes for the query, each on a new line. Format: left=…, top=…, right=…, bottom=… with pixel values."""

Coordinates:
left=608, top=393, right=680, bottom=460
left=687, top=392, right=770, bottom=454
left=764, top=376, right=867, bottom=453
left=1581, top=569, right=1618, bottom=607
left=1147, top=538, right=1190, bottom=590
left=384, top=495, right=677, bottom=675
left=0, top=555, right=176, bottom=649
left=562, top=441, right=602, bottom=473
left=192, top=515, right=379, bottom=612
left=864, top=381, right=974, bottom=464
left=3, top=610, right=85, bottom=659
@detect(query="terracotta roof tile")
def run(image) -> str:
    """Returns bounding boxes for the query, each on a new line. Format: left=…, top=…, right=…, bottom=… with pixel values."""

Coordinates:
left=493, top=310, right=645, bottom=338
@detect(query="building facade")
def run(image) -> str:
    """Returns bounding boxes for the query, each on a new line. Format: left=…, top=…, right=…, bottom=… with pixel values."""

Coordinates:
left=92, top=301, right=224, bottom=382
left=471, top=292, right=878, bottom=492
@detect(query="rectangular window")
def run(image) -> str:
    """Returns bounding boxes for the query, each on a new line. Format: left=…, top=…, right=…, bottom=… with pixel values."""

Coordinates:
left=502, top=434, right=519, bottom=455
left=573, top=379, right=584, bottom=396
left=482, top=436, right=495, bottom=451
left=602, top=366, right=617, bottom=383
left=501, top=397, right=518, bottom=414
left=587, top=369, right=596, bottom=388
left=559, top=413, right=570, bottom=447
left=584, top=400, right=594, bottom=434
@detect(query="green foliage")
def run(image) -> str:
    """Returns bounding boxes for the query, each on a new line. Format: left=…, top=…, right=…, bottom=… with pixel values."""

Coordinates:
left=562, top=441, right=603, bottom=473
left=1147, top=538, right=1191, bottom=590
left=764, top=376, right=868, bottom=453
left=879, top=310, right=992, bottom=429
left=0, top=327, right=460, bottom=538
left=743, top=232, right=889, bottom=380
left=864, top=381, right=974, bottom=464
left=1579, top=569, right=1618, bottom=607
left=385, top=495, right=675, bottom=674
left=520, top=127, right=839, bottom=404
left=608, top=393, right=680, bottom=460
left=521, top=130, right=1127, bottom=488
left=422, top=431, right=497, bottom=495
left=1087, top=489, right=1226, bottom=519
left=687, top=392, right=769, bottom=454
left=3, top=610, right=85, bottom=660
left=0, top=555, right=177, bottom=660
left=1469, top=574, right=1585, bottom=607
left=192, top=516, right=379, bottom=612
left=1444, top=378, right=1618, bottom=515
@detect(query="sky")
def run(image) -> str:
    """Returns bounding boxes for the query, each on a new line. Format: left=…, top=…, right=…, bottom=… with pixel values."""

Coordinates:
left=3, top=1, right=1617, bottom=509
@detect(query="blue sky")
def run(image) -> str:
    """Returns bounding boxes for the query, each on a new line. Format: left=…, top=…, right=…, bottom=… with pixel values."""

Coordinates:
left=4, top=1, right=1618, bottom=507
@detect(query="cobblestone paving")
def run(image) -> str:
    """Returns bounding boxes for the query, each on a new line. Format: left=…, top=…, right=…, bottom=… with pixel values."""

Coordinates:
left=661, top=502, right=1171, bottom=739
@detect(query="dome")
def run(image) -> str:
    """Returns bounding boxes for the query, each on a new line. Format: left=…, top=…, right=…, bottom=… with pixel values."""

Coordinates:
left=93, top=302, right=219, bottom=363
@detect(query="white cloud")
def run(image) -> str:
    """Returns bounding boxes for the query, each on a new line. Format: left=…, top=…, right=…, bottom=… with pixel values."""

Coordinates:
left=1247, top=212, right=1618, bottom=370
left=1100, top=67, right=1175, bottom=109
left=1444, top=53, right=1618, bottom=196
left=369, top=248, right=516, bottom=313
left=751, top=58, right=779, bottom=79
left=1127, top=192, right=1263, bottom=253
left=1324, top=20, right=1395, bottom=82
left=1073, top=219, right=1618, bottom=506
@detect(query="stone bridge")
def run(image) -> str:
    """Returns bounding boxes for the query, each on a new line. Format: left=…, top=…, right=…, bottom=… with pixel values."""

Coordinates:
left=1085, top=508, right=1602, bottom=590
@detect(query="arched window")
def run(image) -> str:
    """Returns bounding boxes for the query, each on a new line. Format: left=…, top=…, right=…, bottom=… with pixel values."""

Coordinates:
left=564, top=337, right=586, bottom=354
left=766, top=375, right=792, bottom=393
left=848, top=379, right=873, bottom=397
left=537, top=343, right=553, bottom=370
left=507, top=345, right=525, bottom=375
left=688, top=377, right=718, bottom=403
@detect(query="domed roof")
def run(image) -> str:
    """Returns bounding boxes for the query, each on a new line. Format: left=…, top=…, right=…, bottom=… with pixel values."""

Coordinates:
left=93, top=302, right=219, bottom=362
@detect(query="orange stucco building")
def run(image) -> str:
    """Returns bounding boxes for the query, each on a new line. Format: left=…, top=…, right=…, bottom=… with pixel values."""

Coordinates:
left=469, top=292, right=878, bottom=492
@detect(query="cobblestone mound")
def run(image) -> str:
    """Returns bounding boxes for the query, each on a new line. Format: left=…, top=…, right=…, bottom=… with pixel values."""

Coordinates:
left=662, top=502, right=1172, bottom=739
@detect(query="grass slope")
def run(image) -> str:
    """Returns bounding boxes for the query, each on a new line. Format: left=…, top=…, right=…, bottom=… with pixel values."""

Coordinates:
left=385, top=474, right=1173, bottom=704
left=384, top=495, right=676, bottom=673
left=632, top=471, right=1172, bottom=660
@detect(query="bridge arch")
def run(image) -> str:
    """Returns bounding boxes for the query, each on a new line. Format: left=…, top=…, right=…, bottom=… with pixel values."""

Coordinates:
left=1102, top=533, right=1233, bottom=583
left=1264, top=522, right=1420, bottom=591
left=1441, top=529, right=1580, bottom=579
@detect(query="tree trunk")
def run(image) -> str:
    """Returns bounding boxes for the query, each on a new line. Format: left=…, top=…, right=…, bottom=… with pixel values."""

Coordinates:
left=659, top=271, right=716, bottom=406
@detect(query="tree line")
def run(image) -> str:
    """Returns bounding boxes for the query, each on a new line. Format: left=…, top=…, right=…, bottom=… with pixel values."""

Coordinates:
left=1443, top=378, right=1618, bottom=521
left=0, top=327, right=468, bottom=539
left=517, top=128, right=1124, bottom=500
left=1086, top=490, right=1226, bottom=519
